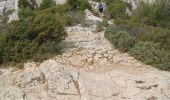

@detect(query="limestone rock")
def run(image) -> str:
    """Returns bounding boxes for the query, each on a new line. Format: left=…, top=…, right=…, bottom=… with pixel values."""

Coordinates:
left=85, top=9, right=102, bottom=25
left=8, top=11, right=19, bottom=22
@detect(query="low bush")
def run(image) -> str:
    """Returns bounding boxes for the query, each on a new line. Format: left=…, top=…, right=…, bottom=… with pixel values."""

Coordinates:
left=104, top=0, right=129, bottom=19
left=0, top=0, right=89, bottom=66
left=105, top=20, right=170, bottom=70
left=132, top=0, right=170, bottom=29
left=39, top=0, right=55, bottom=10
left=105, top=25, right=135, bottom=52
left=96, top=19, right=108, bottom=32
left=18, top=0, right=32, bottom=9
left=18, top=8, right=36, bottom=19
left=129, top=41, right=170, bottom=70
left=114, top=20, right=170, bottom=50
left=79, top=0, right=92, bottom=11
left=0, top=9, right=66, bottom=65
left=96, top=21, right=104, bottom=32
left=66, top=0, right=91, bottom=11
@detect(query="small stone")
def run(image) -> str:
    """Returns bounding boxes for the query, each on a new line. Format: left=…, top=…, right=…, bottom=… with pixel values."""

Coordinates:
left=137, top=63, right=142, bottom=67
left=95, top=54, right=102, bottom=58
left=89, top=65, right=94, bottom=70
left=87, top=58, right=93, bottom=65
left=137, top=85, right=152, bottom=90
left=103, top=54, right=109, bottom=58
left=87, top=54, right=93, bottom=58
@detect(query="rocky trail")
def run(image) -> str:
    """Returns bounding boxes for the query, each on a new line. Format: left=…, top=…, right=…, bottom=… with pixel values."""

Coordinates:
left=0, top=0, right=170, bottom=99
left=0, top=24, right=170, bottom=100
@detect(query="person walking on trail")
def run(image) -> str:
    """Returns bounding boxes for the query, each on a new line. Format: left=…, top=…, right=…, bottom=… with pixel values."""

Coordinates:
left=98, top=0, right=105, bottom=18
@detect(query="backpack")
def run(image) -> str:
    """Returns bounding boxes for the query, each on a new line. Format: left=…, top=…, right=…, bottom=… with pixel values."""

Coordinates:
left=99, top=2, right=103, bottom=9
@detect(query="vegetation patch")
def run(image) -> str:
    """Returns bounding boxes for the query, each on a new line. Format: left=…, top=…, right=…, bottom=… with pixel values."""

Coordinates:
left=0, top=0, right=91, bottom=67
left=105, top=20, right=170, bottom=70
left=104, top=0, right=130, bottom=19
left=104, top=0, right=170, bottom=70
left=131, top=0, right=170, bottom=29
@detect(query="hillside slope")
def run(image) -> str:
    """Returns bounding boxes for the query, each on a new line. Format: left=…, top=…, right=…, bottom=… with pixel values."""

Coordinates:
left=0, top=25, right=170, bottom=100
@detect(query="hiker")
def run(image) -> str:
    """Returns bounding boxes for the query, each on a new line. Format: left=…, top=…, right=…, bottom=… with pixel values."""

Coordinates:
left=98, top=0, right=104, bottom=17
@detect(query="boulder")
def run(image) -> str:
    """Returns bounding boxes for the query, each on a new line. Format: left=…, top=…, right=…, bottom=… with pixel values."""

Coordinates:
left=0, top=0, right=18, bottom=22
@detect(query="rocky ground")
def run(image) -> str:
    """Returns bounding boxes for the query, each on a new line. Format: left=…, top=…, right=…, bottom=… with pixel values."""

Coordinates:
left=0, top=0, right=170, bottom=99
left=0, top=25, right=170, bottom=100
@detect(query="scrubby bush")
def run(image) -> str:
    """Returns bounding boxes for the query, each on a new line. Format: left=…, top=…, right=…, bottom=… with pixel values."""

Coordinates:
left=39, top=0, right=55, bottom=10
left=66, top=11, right=85, bottom=26
left=37, top=5, right=85, bottom=26
left=34, top=12, right=66, bottom=43
left=18, top=8, right=36, bottom=19
left=96, top=21, right=104, bottom=32
left=0, top=9, right=66, bottom=65
left=102, top=19, right=109, bottom=27
left=105, top=20, right=170, bottom=70
left=96, top=19, right=109, bottom=32
left=0, top=1, right=89, bottom=66
left=18, top=0, right=34, bottom=9
left=114, top=19, right=170, bottom=50
left=66, top=0, right=91, bottom=11
left=67, top=0, right=80, bottom=10
left=104, top=0, right=129, bottom=19
left=132, top=0, right=170, bottom=29
left=129, top=41, right=170, bottom=70
left=79, top=0, right=92, bottom=11
left=105, top=25, right=135, bottom=51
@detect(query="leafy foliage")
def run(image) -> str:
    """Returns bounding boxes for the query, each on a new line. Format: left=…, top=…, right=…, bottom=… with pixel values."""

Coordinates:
left=105, top=25, right=135, bottom=52
left=129, top=41, right=170, bottom=70
left=104, top=0, right=129, bottom=19
left=0, top=0, right=91, bottom=66
left=18, top=0, right=34, bottom=9
left=66, top=0, right=91, bottom=11
left=40, top=0, right=55, bottom=10
left=132, top=0, right=170, bottom=29
left=105, top=20, right=170, bottom=70
left=0, top=8, right=66, bottom=65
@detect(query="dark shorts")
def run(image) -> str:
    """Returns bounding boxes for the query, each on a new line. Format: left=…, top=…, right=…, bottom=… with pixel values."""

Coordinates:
left=99, top=8, right=103, bottom=13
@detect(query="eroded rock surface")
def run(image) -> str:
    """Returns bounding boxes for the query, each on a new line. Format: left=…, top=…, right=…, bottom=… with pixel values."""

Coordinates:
left=0, top=25, right=170, bottom=100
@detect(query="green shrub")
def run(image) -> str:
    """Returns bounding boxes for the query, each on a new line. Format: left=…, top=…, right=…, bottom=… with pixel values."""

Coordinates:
left=132, top=0, right=170, bottom=29
left=65, top=11, right=85, bottom=26
left=129, top=41, right=170, bottom=70
left=0, top=0, right=88, bottom=66
left=96, top=21, right=104, bottom=32
left=96, top=19, right=108, bottom=32
left=116, top=32, right=135, bottom=52
left=66, top=0, right=91, bottom=11
left=105, top=0, right=129, bottom=19
left=37, top=5, right=85, bottom=26
left=105, top=25, right=135, bottom=51
left=102, top=19, right=109, bottom=27
left=79, top=0, right=92, bottom=11
left=105, top=20, right=170, bottom=70
left=34, top=12, right=66, bottom=43
left=67, top=0, right=80, bottom=10
left=18, top=0, right=32, bottom=9
left=0, top=9, right=66, bottom=65
left=39, top=0, right=55, bottom=10
left=114, top=19, right=170, bottom=50
left=18, top=8, right=36, bottom=19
